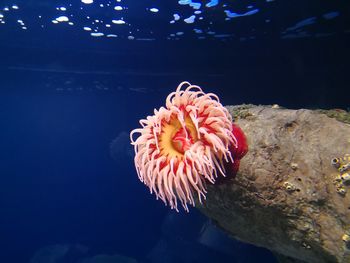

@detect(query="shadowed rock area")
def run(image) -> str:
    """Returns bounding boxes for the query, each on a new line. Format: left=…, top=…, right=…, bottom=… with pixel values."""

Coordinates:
left=198, top=105, right=350, bottom=263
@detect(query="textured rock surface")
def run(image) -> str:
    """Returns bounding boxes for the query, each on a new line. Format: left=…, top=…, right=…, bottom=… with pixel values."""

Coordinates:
left=198, top=105, right=350, bottom=263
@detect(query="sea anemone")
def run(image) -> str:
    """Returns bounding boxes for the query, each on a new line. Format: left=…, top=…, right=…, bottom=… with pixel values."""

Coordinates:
left=130, top=81, right=247, bottom=212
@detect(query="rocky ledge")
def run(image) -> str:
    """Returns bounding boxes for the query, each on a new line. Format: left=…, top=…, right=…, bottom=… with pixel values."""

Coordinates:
left=198, top=105, right=350, bottom=263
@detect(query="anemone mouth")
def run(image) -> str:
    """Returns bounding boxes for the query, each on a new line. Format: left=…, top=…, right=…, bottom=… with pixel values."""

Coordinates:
left=130, top=81, right=237, bottom=212
left=159, top=115, right=198, bottom=158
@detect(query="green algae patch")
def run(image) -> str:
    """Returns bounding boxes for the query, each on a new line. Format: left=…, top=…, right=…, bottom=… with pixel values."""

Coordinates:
left=226, top=104, right=256, bottom=120
left=316, top=109, right=350, bottom=124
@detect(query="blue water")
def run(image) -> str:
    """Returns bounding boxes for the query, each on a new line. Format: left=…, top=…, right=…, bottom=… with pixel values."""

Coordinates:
left=0, top=0, right=349, bottom=262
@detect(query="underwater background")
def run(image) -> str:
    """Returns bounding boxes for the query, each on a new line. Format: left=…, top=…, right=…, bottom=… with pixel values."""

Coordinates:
left=0, top=0, right=349, bottom=262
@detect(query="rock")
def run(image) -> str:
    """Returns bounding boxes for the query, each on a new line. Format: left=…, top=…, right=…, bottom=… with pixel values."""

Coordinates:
left=146, top=210, right=276, bottom=263
left=29, top=243, right=88, bottom=263
left=197, top=105, right=350, bottom=263
left=29, top=243, right=138, bottom=263
left=29, top=244, right=70, bottom=263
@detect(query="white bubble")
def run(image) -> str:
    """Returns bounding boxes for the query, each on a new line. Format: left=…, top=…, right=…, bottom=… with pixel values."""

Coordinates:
left=4, top=7, right=9, bottom=11
left=91, top=32, right=104, bottom=37
left=59, top=7, right=67, bottom=11
left=12, top=5, right=19, bottom=10
left=128, top=35, right=135, bottom=40
left=184, top=15, right=195, bottom=24
left=114, top=6, right=123, bottom=11
left=52, top=20, right=59, bottom=24
left=105, top=24, right=111, bottom=27
left=178, top=0, right=201, bottom=9
left=173, top=14, right=180, bottom=21
left=0, top=14, right=3, bottom=18
left=84, top=26, right=92, bottom=31
left=149, top=8, right=159, bottom=13
left=112, top=19, right=125, bottom=24
left=206, top=0, right=218, bottom=8
left=81, top=0, right=93, bottom=4
left=56, top=16, right=69, bottom=22
left=100, top=4, right=104, bottom=7
left=68, top=22, right=74, bottom=25
left=22, top=26, right=27, bottom=30
left=169, top=20, right=175, bottom=24
left=107, top=34, right=117, bottom=37
left=176, top=31, right=184, bottom=36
